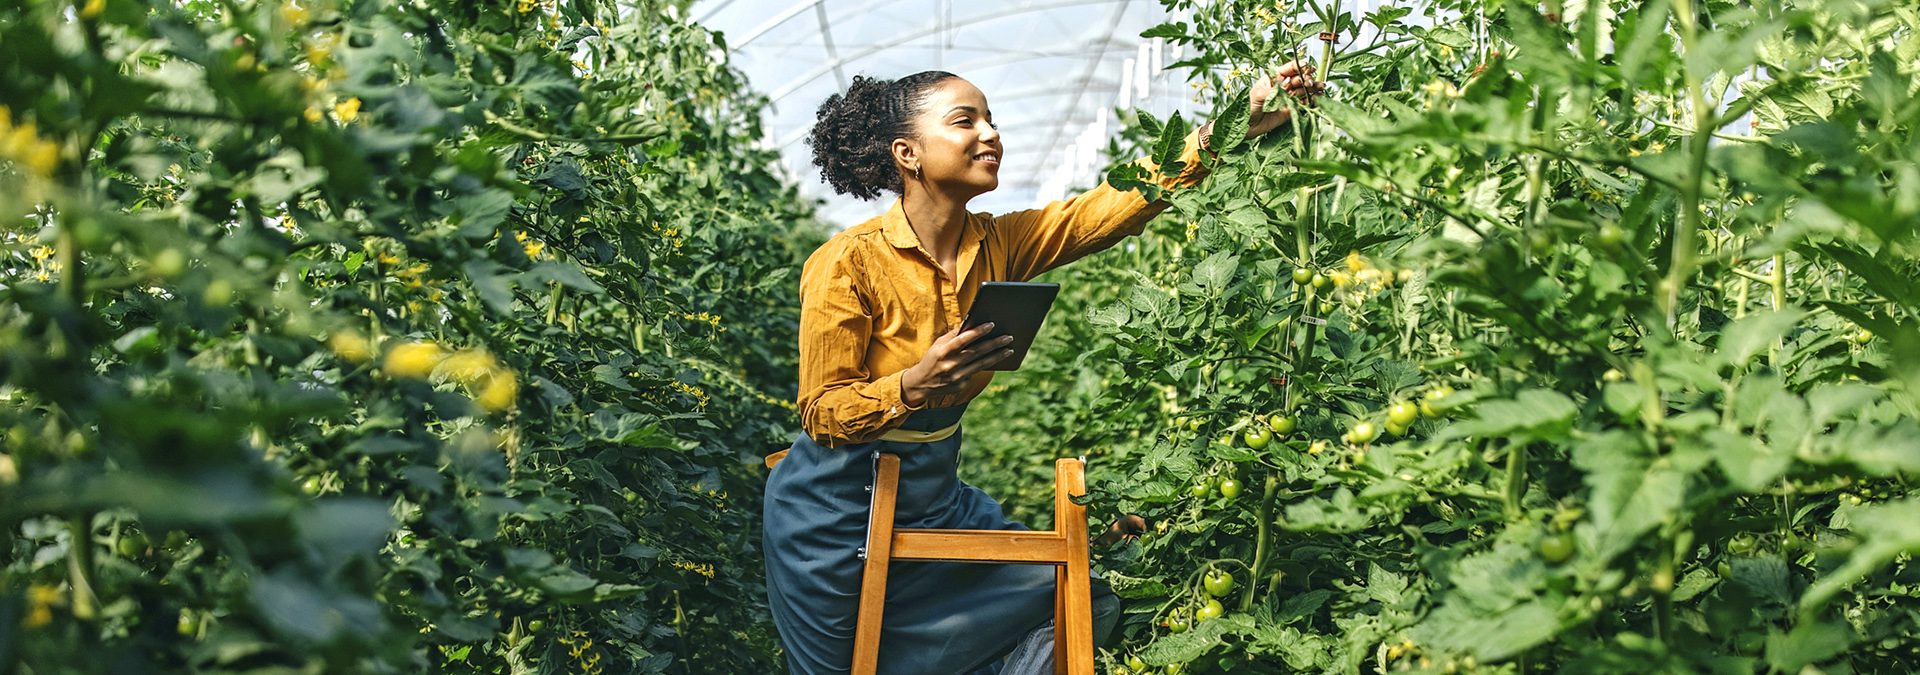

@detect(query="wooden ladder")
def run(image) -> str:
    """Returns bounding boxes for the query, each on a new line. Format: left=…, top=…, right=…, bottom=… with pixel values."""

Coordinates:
left=852, top=452, right=1094, bottom=675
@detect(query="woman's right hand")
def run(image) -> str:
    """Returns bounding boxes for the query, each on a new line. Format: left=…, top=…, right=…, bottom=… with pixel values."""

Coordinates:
left=901, top=323, right=1014, bottom=407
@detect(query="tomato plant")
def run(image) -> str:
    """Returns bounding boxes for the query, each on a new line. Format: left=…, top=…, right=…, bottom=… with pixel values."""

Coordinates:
left=964, top=0, right=1920, bottom=672
left=0, top=0, right=817, bottom=672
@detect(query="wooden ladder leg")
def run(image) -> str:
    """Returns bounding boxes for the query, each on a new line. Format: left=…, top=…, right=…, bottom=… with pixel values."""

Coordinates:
left=1055, top=458, right=1094, bottom=675
left=852, top=453, right=901, bottom=675
left=1054, top=566, right=1068, bottom=675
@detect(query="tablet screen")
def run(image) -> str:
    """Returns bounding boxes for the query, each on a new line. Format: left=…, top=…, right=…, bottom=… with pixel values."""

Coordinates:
left=962, top=281, right=1060, bottom=371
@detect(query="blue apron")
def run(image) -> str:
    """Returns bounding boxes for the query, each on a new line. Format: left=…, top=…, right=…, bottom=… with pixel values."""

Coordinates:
left=763, top=404, right=1113, bottom=675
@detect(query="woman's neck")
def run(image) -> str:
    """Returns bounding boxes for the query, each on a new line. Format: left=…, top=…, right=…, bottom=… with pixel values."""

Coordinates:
left=900, top=185, right=971, bottom=275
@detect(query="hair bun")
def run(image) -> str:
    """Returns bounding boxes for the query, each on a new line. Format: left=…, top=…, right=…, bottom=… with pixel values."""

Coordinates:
left=808, top=71, right=957, bottom=201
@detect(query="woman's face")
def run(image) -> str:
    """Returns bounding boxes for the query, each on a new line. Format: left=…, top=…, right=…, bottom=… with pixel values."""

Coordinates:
left=902, top=78, right=1001, bottom=199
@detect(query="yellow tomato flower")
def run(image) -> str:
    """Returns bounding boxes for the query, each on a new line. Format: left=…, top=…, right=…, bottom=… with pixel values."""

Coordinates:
left=25, top=585, right=60, bottom=628
left=383, top=341, right=447, bottom=379
left=280, top=1, right=310, bottom=25
left=328, top=331, right=373, bottom=363
left=476, top=374, right=519, bottom=411
left=437, top=349, right=499, bottom=386
left=332, top=97, right=361, bottom=123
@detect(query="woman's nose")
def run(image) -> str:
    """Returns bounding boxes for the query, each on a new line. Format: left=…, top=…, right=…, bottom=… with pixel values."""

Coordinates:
left=980, top=121, right=1000, bottom=144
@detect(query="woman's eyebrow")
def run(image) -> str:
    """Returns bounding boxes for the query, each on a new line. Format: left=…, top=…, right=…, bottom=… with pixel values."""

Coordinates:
left=947, top=105, right=980, bottom=116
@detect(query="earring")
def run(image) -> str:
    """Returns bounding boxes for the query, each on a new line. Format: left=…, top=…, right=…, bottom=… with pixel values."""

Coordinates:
left=915, top=166, right=923, bottom=181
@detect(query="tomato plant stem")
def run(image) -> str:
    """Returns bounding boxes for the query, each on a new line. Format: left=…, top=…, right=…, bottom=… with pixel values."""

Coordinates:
left=67, top=516, right=98, bottom=622
left=1770, top=254, right=1787, bottom=311
left=1504, top=442, right=1528, bottom=520
left=1663, top=0, right=1712, bottom=330
left=56, top=218, right=82, bottom=306
left=1242, top=473, right=1279, bottom=612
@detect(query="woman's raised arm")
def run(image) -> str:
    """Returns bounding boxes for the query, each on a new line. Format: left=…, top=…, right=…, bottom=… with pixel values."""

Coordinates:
left=991, top=61, right=1323, bottom=281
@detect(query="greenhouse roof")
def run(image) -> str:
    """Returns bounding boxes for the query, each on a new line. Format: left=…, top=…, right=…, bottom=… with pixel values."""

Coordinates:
left=692, top=0, right=1202, bottom=227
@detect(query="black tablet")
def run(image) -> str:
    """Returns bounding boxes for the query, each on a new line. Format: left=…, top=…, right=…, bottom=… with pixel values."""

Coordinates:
left=962, top=281, right=1060, bottom=371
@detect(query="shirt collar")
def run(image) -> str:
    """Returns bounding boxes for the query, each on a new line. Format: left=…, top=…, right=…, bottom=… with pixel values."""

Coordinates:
left=881, top=198, right=990, bottom=251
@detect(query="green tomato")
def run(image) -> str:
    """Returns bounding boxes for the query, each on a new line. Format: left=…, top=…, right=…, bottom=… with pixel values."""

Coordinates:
left=300, top=477, right=322, bottom=496
left=1186, top=417, right=1203, bottom=431
left=1311, top=273, right=1329, bottom=289
left=1293, top=267, right=1313, bottom=284
left=1165, top=664, right=1185, bottom=675
left=1728, top=534, right=1758, bottom=555
left=1218, top=479, right=1243, bottom=499
left=1602, top=368, right=1626, bottom=383
left=1596, top=224, right=1626, bottom=250
left=149, top=248, right=186, bottom=278
left=1717, top=561, right=1732, bottom=579
left=1198, top=598, right=1225, bottom=621
left=1387, top=402, right=1417, bottom=427
left=118, top=532, right=148, bottom=558
left=1421, top=386, right=1456, bottom=417
left=177, top=610, right=199, bottom=637
left=527, top=619, right=545, bottom=633
left=1537, top=532, right=1576, bottom=564
left=203, top=279, right=234, bottom=306
left=1129, top=656, right=1149, bottom=671
left=1166, top=611, right=1191, bottom=634
left=1188, top=480, right=1212, bottom=498
left=1850, top=329, right=1874, bottom=345
left=1267, top=414, right=1295, bottom=435
left=1204, top=571, right=1235, bottom=597
left=1242, top=426, right=1272, bottom=450
left=1349, top=421, right=1379, bottom=444
left=1384, top=421, right=1409, bottom=437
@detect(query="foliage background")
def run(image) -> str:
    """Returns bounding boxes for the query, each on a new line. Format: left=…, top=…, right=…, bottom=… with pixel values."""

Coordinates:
left=965, top=0, right=1920, bottom=673
left=0, top=0, right=821, bottom=672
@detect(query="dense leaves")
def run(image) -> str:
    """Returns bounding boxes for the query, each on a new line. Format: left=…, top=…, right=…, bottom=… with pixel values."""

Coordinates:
left=0, top=0, right=819, bottom=672
left=966, top=0, right=1920, bottom=672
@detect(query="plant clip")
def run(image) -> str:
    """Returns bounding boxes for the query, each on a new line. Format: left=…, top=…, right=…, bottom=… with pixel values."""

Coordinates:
left=1270, top=376, right=1289, bottom=387
left=1318, top=31, right=1337, bottom=42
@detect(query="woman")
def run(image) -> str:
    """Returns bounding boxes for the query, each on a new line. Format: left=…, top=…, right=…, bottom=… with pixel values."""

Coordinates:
left=765, top=63, right=1323, bottom=675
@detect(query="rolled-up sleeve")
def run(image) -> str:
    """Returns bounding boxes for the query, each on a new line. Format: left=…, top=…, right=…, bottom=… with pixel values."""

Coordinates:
left=796, top=240, right=918, bottom=447
left=994, top=128, right=1211, bottom=281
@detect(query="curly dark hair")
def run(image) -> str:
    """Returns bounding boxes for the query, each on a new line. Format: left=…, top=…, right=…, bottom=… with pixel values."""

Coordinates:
left=807, top=71, right=959, bottom=201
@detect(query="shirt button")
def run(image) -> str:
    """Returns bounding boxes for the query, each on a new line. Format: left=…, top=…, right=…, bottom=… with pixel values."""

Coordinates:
left=890, top=406, right=898, bottom=414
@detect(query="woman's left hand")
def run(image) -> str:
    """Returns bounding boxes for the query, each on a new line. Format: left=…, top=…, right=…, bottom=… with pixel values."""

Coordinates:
left=1246, top=59, right=1327, bottom=138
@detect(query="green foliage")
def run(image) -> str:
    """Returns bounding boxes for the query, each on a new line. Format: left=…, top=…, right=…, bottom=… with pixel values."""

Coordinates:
left=966, top=0, right=1920, bottom=672
left=0, top=0, right=819, bottom=672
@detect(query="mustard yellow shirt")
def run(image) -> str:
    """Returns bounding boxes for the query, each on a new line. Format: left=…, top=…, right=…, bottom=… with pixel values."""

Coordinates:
left=797, top=131, right=1211, bottom=447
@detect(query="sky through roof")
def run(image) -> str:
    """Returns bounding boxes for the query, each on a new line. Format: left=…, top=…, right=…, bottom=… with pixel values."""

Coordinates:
left=692, top=0, right=1202, bottom=227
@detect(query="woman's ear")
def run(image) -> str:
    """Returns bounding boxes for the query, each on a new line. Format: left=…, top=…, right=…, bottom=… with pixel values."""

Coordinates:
left=890, top=137, right=918, bottom=178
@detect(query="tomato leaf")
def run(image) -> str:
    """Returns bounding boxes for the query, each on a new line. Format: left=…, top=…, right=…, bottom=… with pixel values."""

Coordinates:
left=1212, top=87, right=1251, bottom=154
left=1716, top=309, right=1805, bottom=367
left=1765, top=620, right=1855, bottom=673
left=1141, top=618, right=1233, bottom=665
left=1154, top=112, right=1189, bottom=177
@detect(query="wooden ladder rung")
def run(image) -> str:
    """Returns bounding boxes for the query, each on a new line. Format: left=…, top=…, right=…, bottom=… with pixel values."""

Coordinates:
left=891, top=530, right=1070, bottom=564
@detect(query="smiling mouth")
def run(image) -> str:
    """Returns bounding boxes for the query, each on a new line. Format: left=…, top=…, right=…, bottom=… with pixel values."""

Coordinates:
left=974, top=151, right=1000, bottom=166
